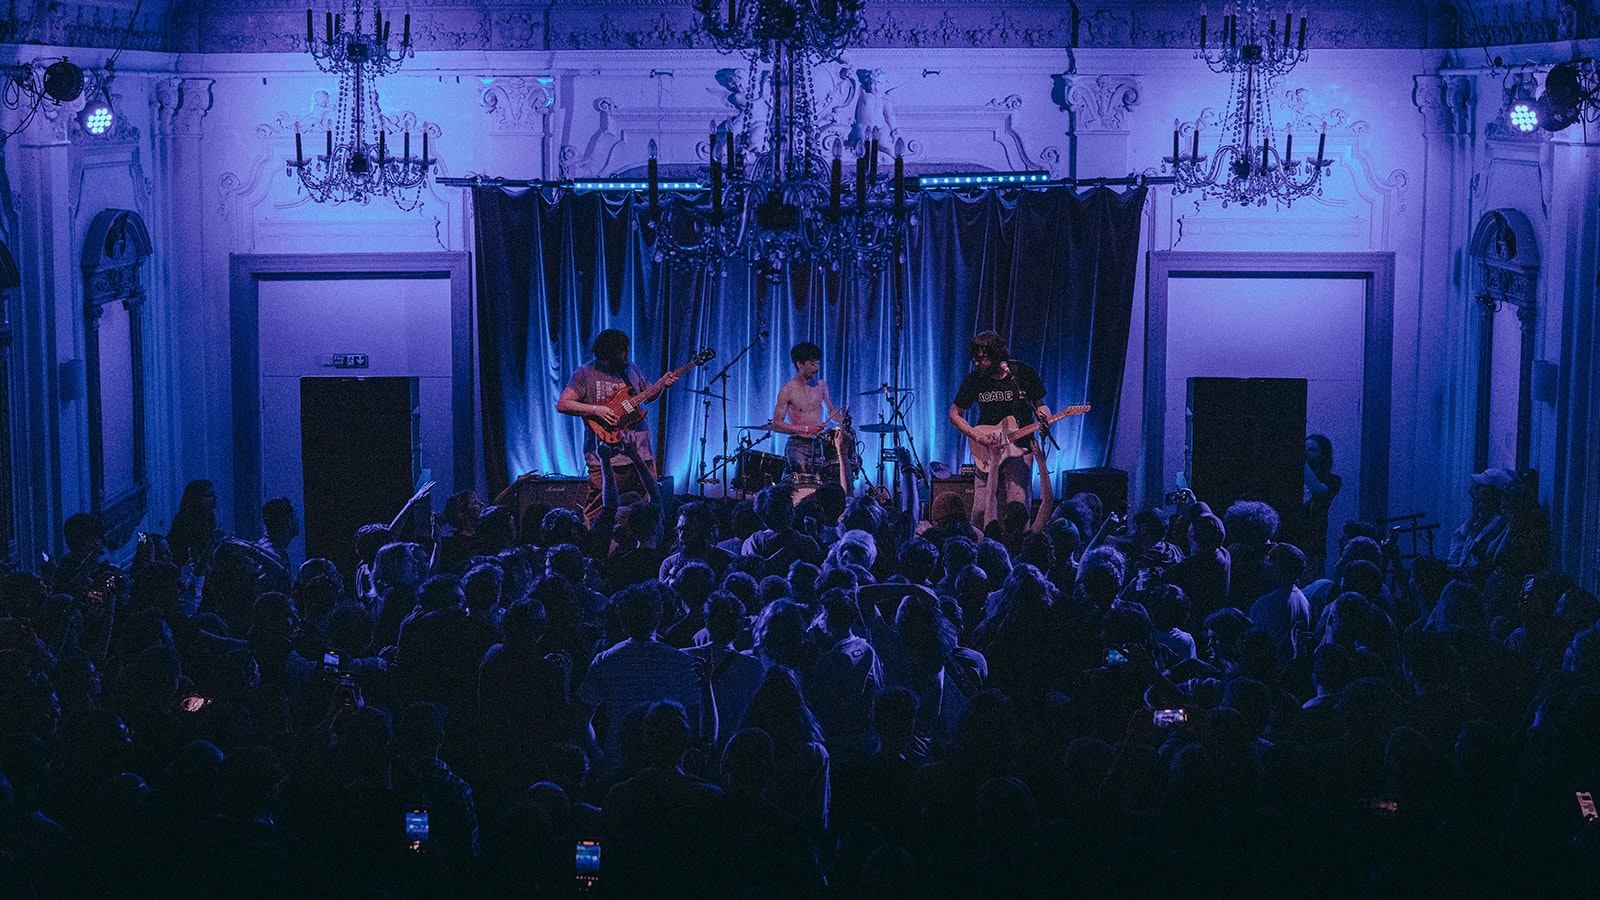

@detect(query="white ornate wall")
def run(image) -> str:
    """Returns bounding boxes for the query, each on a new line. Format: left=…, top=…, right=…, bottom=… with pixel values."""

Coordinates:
left=4, top=19, right=1598, bottom=582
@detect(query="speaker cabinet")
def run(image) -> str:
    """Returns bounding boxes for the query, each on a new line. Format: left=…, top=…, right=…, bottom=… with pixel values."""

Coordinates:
left=1186, top=377, right=1306, bottom=521
left=498, top=474, right=590, bottom=526
left=1058, top=467, right=1129, bottom=519
left=926, top=475, right=975, bottom=522
left=301, top=377, right=419, bottom=574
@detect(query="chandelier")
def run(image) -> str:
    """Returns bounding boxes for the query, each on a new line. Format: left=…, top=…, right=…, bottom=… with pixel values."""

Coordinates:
left=290, top=0, right=433, bottom=209
left=1162, top=1, right=1331, bottom=208
left=645, top=0, right=903, bottom=277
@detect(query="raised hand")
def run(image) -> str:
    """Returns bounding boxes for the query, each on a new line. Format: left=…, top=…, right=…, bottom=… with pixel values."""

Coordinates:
left=692, top=653, right=713, bottom=688
left=409, top=480, right=436, bottom=505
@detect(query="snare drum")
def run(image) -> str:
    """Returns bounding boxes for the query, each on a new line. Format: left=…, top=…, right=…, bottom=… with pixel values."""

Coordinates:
left=821, top=426, right=858, bottom=466
left=733, top=450, right=787, bottom=493
left=786, top=472, right=822, bottom=504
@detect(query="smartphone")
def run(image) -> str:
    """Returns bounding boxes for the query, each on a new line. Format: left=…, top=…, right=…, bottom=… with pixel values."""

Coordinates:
left=1153, top=708, right=1188, bottom=727
left=405, top=809, right=429, bottom=852
left=575, top=839, right=601, bottom=892
left=1133, top=568, right=1151, bottom=592
left=323, top=651, right=342, bottom=669
left=1358, top=798, right=1398, bottom=817
left=1579, top=791, right=1598, bottom=821
left=179, top=695, right=212, bottom=713
left=1105, top=647, right=1129, bottom=666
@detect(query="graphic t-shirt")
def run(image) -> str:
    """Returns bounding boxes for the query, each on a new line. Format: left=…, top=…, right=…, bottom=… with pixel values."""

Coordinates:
left=952, top=360, right=1048, bottom=427
left=566, top=361, right=654, bottom=466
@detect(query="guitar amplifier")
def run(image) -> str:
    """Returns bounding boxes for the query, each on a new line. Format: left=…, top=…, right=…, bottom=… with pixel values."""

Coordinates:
left=498, top=474, right=590, bottom=524
left=926, top=475, right=975, bottom=523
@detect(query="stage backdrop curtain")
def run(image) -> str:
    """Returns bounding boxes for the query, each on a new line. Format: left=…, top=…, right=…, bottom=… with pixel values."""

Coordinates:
left=473, top=185, right=1146, bottom=498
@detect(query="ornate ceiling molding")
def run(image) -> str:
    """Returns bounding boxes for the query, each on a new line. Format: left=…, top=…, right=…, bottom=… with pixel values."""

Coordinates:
left=185, top=2, right=1435, bottom=54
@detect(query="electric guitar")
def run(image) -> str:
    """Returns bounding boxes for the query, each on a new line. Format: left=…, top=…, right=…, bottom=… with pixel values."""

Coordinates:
left=968, top=404, right=1091, bottom=474
left=586, top=347, right=716, bottom=445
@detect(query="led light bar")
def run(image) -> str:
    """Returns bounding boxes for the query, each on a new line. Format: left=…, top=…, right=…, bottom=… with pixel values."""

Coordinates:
left=914, top=171, right=1052, bottom=189
left=570, top=179, right=704, bottom=192
left=1508, top=101, right=1539, bottom=133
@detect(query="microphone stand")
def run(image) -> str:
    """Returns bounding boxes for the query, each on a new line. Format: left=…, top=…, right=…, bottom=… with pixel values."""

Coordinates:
left=695, top=393, right=714, bottom=497
left=702, top=329, right=764, bottom=495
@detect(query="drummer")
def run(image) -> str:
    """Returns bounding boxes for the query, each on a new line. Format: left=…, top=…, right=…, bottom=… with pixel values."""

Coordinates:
left=772, top=341, right=845, bottom=478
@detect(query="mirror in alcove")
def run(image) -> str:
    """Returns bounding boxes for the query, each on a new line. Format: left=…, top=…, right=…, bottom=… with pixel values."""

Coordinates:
left=1468, top=209, right=1539, bottom=474
left=81, top=209, right=152, bottom=549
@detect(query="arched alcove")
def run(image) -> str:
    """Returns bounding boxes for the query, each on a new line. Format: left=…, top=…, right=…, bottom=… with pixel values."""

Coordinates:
left=1468, top=208, right=1539, bottom=473
left=81, top=209, right=153, bottom=548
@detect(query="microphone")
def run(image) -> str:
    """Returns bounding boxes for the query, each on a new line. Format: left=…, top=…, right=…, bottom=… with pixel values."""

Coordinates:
left=758, top=329, right=770, bottom=338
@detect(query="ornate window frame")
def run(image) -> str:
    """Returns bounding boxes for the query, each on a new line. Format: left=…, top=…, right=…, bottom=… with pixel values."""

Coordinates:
left=81, top=209, right=152, bottom=548
left=1468, top=209, right=1540, bottom=473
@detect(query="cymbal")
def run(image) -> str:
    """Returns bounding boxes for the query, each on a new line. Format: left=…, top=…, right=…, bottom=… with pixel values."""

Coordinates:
left=688, top=387, right=728, bottom=400
left=859, top=384, right=911, bottom=396
left=735, top=423, right=776, bottom=431
left=858, top=422, right=905, bottom=434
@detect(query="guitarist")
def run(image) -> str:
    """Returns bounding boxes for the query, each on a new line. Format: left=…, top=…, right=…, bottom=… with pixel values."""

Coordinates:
left=557, top=329, right=678, bottom=524
left=948, top=331, right=1052, bottom=530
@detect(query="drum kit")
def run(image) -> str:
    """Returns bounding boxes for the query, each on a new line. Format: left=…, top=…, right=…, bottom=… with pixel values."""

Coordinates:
left=725, top=421, right=860, bottom=499
left=685, top=331, right=925, bottom=506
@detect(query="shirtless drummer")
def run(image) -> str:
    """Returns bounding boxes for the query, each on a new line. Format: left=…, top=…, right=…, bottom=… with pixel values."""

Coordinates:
left=771, top=341, right=845, bottom=478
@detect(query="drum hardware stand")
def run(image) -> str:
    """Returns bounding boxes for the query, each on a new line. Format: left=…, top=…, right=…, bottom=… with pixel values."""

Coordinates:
left=695, top=328, right=765, bottom=496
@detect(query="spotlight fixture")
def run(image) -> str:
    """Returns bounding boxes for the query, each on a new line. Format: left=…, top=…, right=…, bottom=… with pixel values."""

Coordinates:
left=1505, top=59, right=1599, bottom=133
left=1507, top=101, right=1540, bottom=133
left=41, top=59, right=85, bottom=103
left=3, top=57, right=109, bottom=147
left=79, top=93, right=115, bottom=135
left=76, top=67, right=117, bottom=137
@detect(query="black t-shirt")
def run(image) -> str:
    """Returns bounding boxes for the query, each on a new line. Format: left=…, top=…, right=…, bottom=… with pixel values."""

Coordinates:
left=952, top=360, right=1047, bottom=426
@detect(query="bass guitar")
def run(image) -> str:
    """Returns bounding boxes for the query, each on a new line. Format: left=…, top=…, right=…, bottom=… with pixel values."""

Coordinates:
left=587, top=347, right=716, bottom=445
left=968, top=404, right=1091, bottom=475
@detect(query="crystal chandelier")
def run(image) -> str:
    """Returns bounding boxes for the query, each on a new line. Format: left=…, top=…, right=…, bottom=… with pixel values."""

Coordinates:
left=1162, top=1, right=1331, bottom=208
left=649, top=0, right=903, bottom=277
left=290, top=1, right=433, bottom=209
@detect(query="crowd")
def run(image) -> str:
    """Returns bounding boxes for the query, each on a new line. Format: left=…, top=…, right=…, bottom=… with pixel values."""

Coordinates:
left=0, top=463, right=1595, bottom=898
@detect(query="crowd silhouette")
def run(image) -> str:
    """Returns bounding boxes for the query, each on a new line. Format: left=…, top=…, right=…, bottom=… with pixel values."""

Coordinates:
left=0, top=465, right=1595, bottom=898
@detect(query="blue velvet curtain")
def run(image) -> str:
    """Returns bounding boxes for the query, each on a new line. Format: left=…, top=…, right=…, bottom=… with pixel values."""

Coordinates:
left=474, top=185, right=1147, bottom=497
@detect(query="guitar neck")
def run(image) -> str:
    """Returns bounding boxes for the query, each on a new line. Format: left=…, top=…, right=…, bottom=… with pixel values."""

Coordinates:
left=1006, top=404, right=1091, bottom=442
left=630, top=360, right=695, bottom=406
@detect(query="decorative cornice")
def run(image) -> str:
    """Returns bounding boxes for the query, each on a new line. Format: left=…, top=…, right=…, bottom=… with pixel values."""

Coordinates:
left=1444, top=0, right=1591, bottom=48
left=1060, top=75, right=1141, bottom=133
left=188, top=2, right=1434, bottom=53
left=154, top=78, right=214, bottom=139
left=1412, top=74, right=1472, bottom=137
left=480, top=77, right=557, bottom=132
left=0, top=1, right=180, bottom=53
